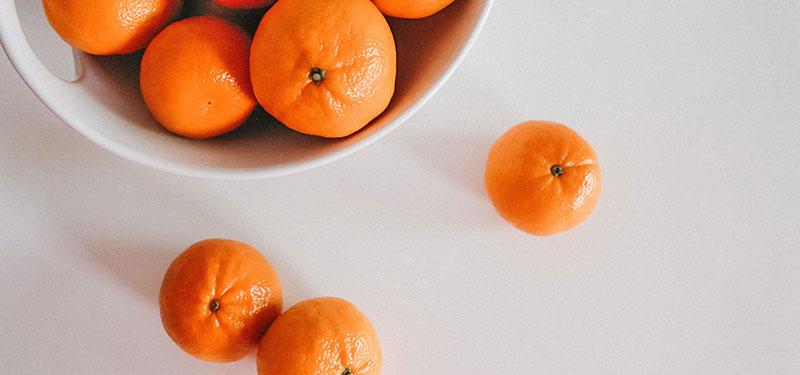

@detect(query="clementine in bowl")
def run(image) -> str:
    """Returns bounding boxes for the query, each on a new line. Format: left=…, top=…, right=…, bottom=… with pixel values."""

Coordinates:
left=250, top=0, right=397, bottom=138
left=485, top=121, right=602, bottom=236
left=140, top=16, right=256, bottom=139
left=257, top=297, right=381, bottom=375
left=42, top=0, right=183, bottom=55
left=372, top=0, right=456, bottom=19
left=159, top=239, right=282, bottom=362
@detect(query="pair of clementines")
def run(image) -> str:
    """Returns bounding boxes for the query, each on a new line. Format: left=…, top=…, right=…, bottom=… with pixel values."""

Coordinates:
left=43, top=0, right=456, bottom=139
left=159, top=238, right=380, bottom=374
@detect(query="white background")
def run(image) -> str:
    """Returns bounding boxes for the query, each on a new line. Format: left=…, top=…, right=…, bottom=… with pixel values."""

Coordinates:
left=2, top=1, right=799, bottom=374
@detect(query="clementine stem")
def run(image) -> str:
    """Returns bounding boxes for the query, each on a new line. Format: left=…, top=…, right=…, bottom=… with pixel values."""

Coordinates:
left=309, top=67, right=326, bottom=85
left=550, top=165, right=565, bottom=177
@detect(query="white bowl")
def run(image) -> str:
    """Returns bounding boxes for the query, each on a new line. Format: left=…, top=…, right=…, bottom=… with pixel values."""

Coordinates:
left=0, top=0, right=493, bottom=179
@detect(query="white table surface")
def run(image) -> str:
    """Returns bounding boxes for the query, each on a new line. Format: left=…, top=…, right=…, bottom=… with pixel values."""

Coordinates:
left=2, top=1, right=799, bottom=374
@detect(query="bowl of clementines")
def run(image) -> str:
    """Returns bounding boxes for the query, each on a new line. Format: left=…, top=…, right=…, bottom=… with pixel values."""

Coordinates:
left=0, top=0, right=493, bottom=178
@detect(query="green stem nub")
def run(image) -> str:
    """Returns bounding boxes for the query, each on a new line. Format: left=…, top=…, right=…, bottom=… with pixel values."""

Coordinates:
left=309, top=67, right=326, bottom=85
left=209, top=299, right=220, bottom=313
left=550, top=165, right=565, bottom=177
left=342, top=368, right=353, bottom=375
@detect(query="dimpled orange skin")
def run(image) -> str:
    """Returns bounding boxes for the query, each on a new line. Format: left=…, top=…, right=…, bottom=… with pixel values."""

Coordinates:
left=257, top=297, right=381, bottom=375
left=215, top=0, right=275, bottom=9
left=159, top=239, right=282, bottom=362
left=140, top=16, right=256, bottom=139
left=42, top=0, right=182, bottom=55
left=484, top=121, right=602, bottom=236
left=250, top=0, right=397, bottom=138
left=371, top=0, right=455, bottom=19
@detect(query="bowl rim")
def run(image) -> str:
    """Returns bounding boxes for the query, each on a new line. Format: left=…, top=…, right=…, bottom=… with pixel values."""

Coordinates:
left=0, top=0, right=494, bottom=180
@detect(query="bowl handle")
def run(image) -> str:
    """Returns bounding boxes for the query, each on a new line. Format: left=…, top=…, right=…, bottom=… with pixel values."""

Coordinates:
left=0, top=0, right=80, bottom=91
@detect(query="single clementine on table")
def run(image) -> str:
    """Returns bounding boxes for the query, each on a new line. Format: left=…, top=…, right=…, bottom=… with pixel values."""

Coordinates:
left=140, top=16, right=256, bottom=139
left=371, top=0, right=455, bottom=19
left=257, top=297, right=381, bottom=375
left=485, top=121, right=602, bottom=236
left=159, top=239, right=282, bottom=362
left=42, top=0, right=183, bottom=55
left=250, top=0, right=397, bottom=138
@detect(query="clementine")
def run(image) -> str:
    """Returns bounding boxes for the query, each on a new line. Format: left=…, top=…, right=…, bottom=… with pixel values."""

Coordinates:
left=484, top=121, right=602, bottom=236
left=250, top=0, right=397, bottom=138
left=159, top=239, right=282, bottom=362
left=140, top=16, right=256, bottom=139
left=42, top=0, right=183, bottom=55
left=257, top=297, right=381, bottom=375
left=371, top=0, right=455, bottom=19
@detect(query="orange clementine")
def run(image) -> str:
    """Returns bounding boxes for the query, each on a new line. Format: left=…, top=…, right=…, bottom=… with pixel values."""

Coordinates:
left=257, top=297, right=381, bottom=375
left=140, top=16, right=256, bottom=139
left=371, top=0, right=455, bottom=19
left=250, top=0, right=397, bottom=138
left=42, top=0, right=183, bottom=55
left=159, top=239, right=282, bottom=362
left=484, top=121, right=602, bottom=236
left=215, top=0, right=275, bottom=9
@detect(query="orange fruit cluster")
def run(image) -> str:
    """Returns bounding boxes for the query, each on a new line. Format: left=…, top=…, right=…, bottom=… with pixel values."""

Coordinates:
left=160, top=239, right=381, bottom=374
left=47, top=1, right=608, bottom=371
left=43, top=0, right=457, bottom=139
